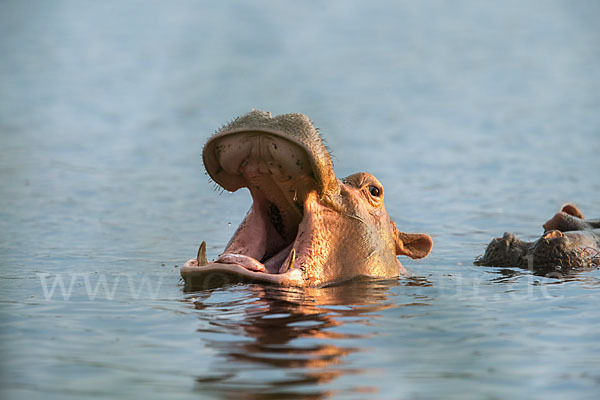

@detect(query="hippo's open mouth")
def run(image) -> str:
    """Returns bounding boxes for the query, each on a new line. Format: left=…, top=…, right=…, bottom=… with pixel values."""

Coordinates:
left=206, top=130, right=319, bottom=274
left=182, top=113, right=338, bottom=286
left=182, top=110, right=432, bottom=288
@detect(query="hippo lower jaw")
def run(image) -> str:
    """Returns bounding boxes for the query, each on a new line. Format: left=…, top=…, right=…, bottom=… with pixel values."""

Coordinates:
left=181, top=261, right=305, bottom=286
left=182, top=189, right=336, bottom=286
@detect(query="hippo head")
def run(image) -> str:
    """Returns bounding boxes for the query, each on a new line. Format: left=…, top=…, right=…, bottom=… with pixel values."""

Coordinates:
left=475, top=232, right=530, bottom=268
left=529, top=230, right=599, bottom=271
left=476, top=230, right=599, bottom=272
left=181, top=110, right=433, bottom=287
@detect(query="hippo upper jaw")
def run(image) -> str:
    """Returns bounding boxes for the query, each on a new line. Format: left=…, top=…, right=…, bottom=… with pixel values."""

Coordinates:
left=202, top=110, right=338, bottom=199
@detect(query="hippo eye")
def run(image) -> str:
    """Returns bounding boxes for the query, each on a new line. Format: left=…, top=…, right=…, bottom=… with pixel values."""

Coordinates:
left=368, top=185, right=381, bottom=197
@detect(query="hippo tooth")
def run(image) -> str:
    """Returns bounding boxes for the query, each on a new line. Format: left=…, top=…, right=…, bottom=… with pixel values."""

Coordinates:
left=279, top=248, right=296, bottom=274
left=197, top=241, right=208, bottom=266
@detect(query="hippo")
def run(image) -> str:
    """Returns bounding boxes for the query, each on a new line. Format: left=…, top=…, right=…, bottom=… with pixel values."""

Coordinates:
left=181, top=110, right=433, bottom=288
left=475, top=204, right=600, bottom=273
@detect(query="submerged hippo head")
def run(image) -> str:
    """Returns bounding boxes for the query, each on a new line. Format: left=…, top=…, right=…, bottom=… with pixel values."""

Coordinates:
left=181, top=110, right=433, bottom=287
left=529, top=230, right=599, bottom=271
left=475, top=230, right=598, bottom=270
left=475, top=204, right=600, bottom=273
left=474, top=232, right=530, bottom=268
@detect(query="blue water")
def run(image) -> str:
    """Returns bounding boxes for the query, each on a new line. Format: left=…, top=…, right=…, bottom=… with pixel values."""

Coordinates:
left=1, top=1, right=599, bottom=399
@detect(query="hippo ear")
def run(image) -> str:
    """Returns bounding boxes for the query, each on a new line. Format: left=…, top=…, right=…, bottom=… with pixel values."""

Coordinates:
left=392, top=222, right=433, bottom=259
left=561, top=204, right=584, bottom=219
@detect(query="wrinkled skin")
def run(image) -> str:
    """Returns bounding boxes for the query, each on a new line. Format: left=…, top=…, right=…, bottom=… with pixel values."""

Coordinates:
left=475, top=204, right=600, bottom=273
left=181, top=110, right=433, bottom=288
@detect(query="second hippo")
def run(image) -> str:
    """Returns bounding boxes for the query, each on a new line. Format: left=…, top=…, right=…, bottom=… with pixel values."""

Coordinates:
left=475, top=204, right=600, bottom=273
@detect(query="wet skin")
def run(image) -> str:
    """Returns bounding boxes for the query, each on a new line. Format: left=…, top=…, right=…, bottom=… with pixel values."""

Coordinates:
left=181, top=110, right=433, bottom=288
left=475, top=204, right=600, bottom=273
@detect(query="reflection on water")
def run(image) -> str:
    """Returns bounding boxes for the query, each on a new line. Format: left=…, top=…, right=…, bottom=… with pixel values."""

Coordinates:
left=186, top=278, right=431, bottom=398
left=485, top=265, right=600, bottom=287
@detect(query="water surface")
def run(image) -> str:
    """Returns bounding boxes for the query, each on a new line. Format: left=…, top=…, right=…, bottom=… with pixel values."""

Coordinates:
left=1, top=1, right=599, bottom=399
